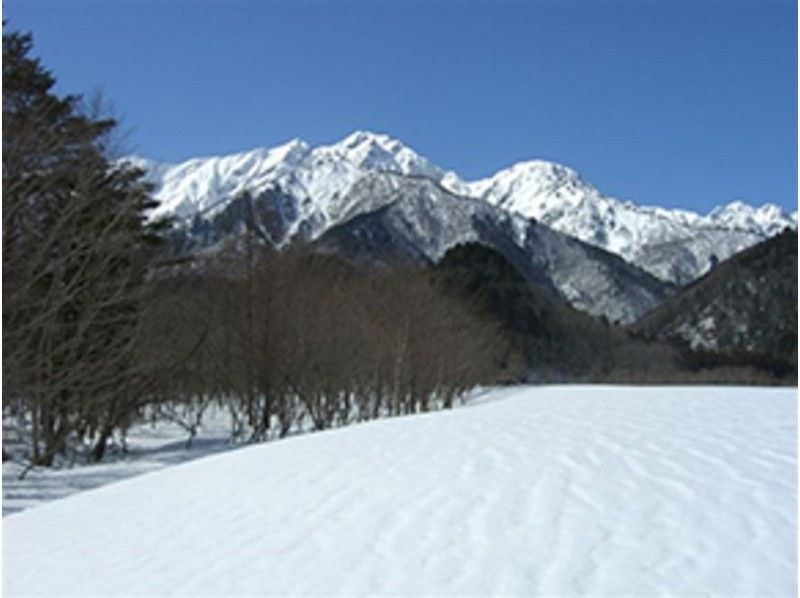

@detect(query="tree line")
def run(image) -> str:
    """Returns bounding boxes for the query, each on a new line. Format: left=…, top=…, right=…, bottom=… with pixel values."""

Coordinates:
left=144, top=248, right=514, bottom=446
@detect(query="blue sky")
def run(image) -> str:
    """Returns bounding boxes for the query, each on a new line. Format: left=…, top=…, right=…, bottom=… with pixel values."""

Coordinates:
left=5, top=0, right=797, bottom=213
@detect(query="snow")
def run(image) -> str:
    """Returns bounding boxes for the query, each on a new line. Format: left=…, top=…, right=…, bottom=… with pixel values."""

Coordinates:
left=329, top=173, right=669, bottom=323
left=709, top=200, right=794, bottom=235
left=3, top=385, right=796, bottom=596
left=2, top=408, right=237, bottom=517
left=129, top=130, right=796, bottom=285
left=455, top=161, right=796, bottom=284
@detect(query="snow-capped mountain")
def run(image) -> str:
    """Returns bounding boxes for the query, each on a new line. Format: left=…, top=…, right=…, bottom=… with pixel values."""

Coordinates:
left=130, top=130, right=795, bottom=286
left=133, top=131, right=453, bottom=234
left=311, top=173, right=671, bottom=323
left=446, top=161, right=796, bottom=285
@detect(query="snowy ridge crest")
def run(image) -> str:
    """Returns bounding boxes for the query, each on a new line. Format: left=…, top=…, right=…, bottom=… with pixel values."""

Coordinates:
left=128, top=131, right=796, bottom=284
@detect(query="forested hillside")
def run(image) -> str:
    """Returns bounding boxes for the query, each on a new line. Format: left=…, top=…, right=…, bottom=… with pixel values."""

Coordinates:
left=633, top=229, right=797, bottom=378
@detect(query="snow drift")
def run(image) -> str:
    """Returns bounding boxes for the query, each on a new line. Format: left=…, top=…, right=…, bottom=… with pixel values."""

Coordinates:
left=3, top=386, right=797, bottom=596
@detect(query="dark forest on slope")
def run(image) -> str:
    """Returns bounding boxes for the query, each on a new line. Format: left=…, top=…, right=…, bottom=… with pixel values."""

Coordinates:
left=429, top=242, right=797, bottom=384
left=632, top=229, right=797, bottom=378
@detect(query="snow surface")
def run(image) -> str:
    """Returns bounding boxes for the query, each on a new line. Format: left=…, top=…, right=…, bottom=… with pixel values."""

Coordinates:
left=2, top=409, right=237, bottom=517
left=4, top=386, right=797, bottom=597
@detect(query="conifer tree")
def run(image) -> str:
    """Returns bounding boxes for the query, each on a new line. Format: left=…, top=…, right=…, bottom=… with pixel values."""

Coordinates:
left=3, top=28, right=165, bottom=464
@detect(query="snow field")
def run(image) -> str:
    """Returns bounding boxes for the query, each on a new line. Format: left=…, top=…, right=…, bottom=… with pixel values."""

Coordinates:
left=2, top=407, right=238, bottom=516
left=3, top=385, right=797, bottom=596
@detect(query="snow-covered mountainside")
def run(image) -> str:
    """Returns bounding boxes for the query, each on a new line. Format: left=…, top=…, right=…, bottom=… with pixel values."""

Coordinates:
left=130, top=130, right=795, bottom=285
left=634, top=229, right=798, bottom=355
left=445, top=161, right=796, bottom=285
left=4, top=386, right=796, bottom=597
left=132, top=131, right=453, bottom=235
left=312, top=173, right=671, bottom=323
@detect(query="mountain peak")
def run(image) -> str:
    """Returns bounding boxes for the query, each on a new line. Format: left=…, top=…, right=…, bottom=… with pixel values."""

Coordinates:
left=340, top=130, right=398, bottom=150
left=278, top=136, right=311, bottom=152
left=460, top=157, right=601, bottom=216
left=503, top=159, right=579, bottom=178
left=269, top=138, right=311, bottom=163
left=708, top=200, right=794, bottom=235
left=317, top=130, right=444, bottom=181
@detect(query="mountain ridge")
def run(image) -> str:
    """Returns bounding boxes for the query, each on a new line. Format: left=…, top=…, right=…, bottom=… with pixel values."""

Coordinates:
left=127, top=130, right=796, bottom=285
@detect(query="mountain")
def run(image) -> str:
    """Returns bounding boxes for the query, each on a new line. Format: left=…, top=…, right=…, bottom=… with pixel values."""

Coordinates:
left=131, top=131, right=795, bottom=286
left=132, top=131, right=453, bottom=242
left=632, top=229, right=797, bottom=368
left=445, top=161, right=796, bottom=285
left=310, top=173, right=672, bottom=323
left=429, top=243, right=683, bottom=381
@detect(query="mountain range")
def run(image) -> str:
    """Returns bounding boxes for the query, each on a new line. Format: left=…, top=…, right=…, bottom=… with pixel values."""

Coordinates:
left=128, top=131, right=796, bottom=323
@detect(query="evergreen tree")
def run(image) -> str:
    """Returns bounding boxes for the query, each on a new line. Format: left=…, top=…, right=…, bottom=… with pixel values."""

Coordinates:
left=3, top=28, right=165, bottom=464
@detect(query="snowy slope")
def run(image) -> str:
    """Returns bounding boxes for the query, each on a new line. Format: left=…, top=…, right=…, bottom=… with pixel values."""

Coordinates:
left=2, top=409, right=238, bottom=517
left=136, top=132, right=450, bottom=233
left=131, top=131, right=795, bottom=284
left=314, top=173, right=671, bottom=323
left=448, top=160, right=797, bottom=284
left=4, top=386, right=796, bottom=597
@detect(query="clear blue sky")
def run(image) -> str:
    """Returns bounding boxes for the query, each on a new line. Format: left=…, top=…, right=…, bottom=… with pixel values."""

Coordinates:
left=5, top=0, right=797, bottom=213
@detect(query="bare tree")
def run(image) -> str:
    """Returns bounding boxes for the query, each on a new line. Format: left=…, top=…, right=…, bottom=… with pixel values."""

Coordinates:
left=3, top=29, right=165, bottom=465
